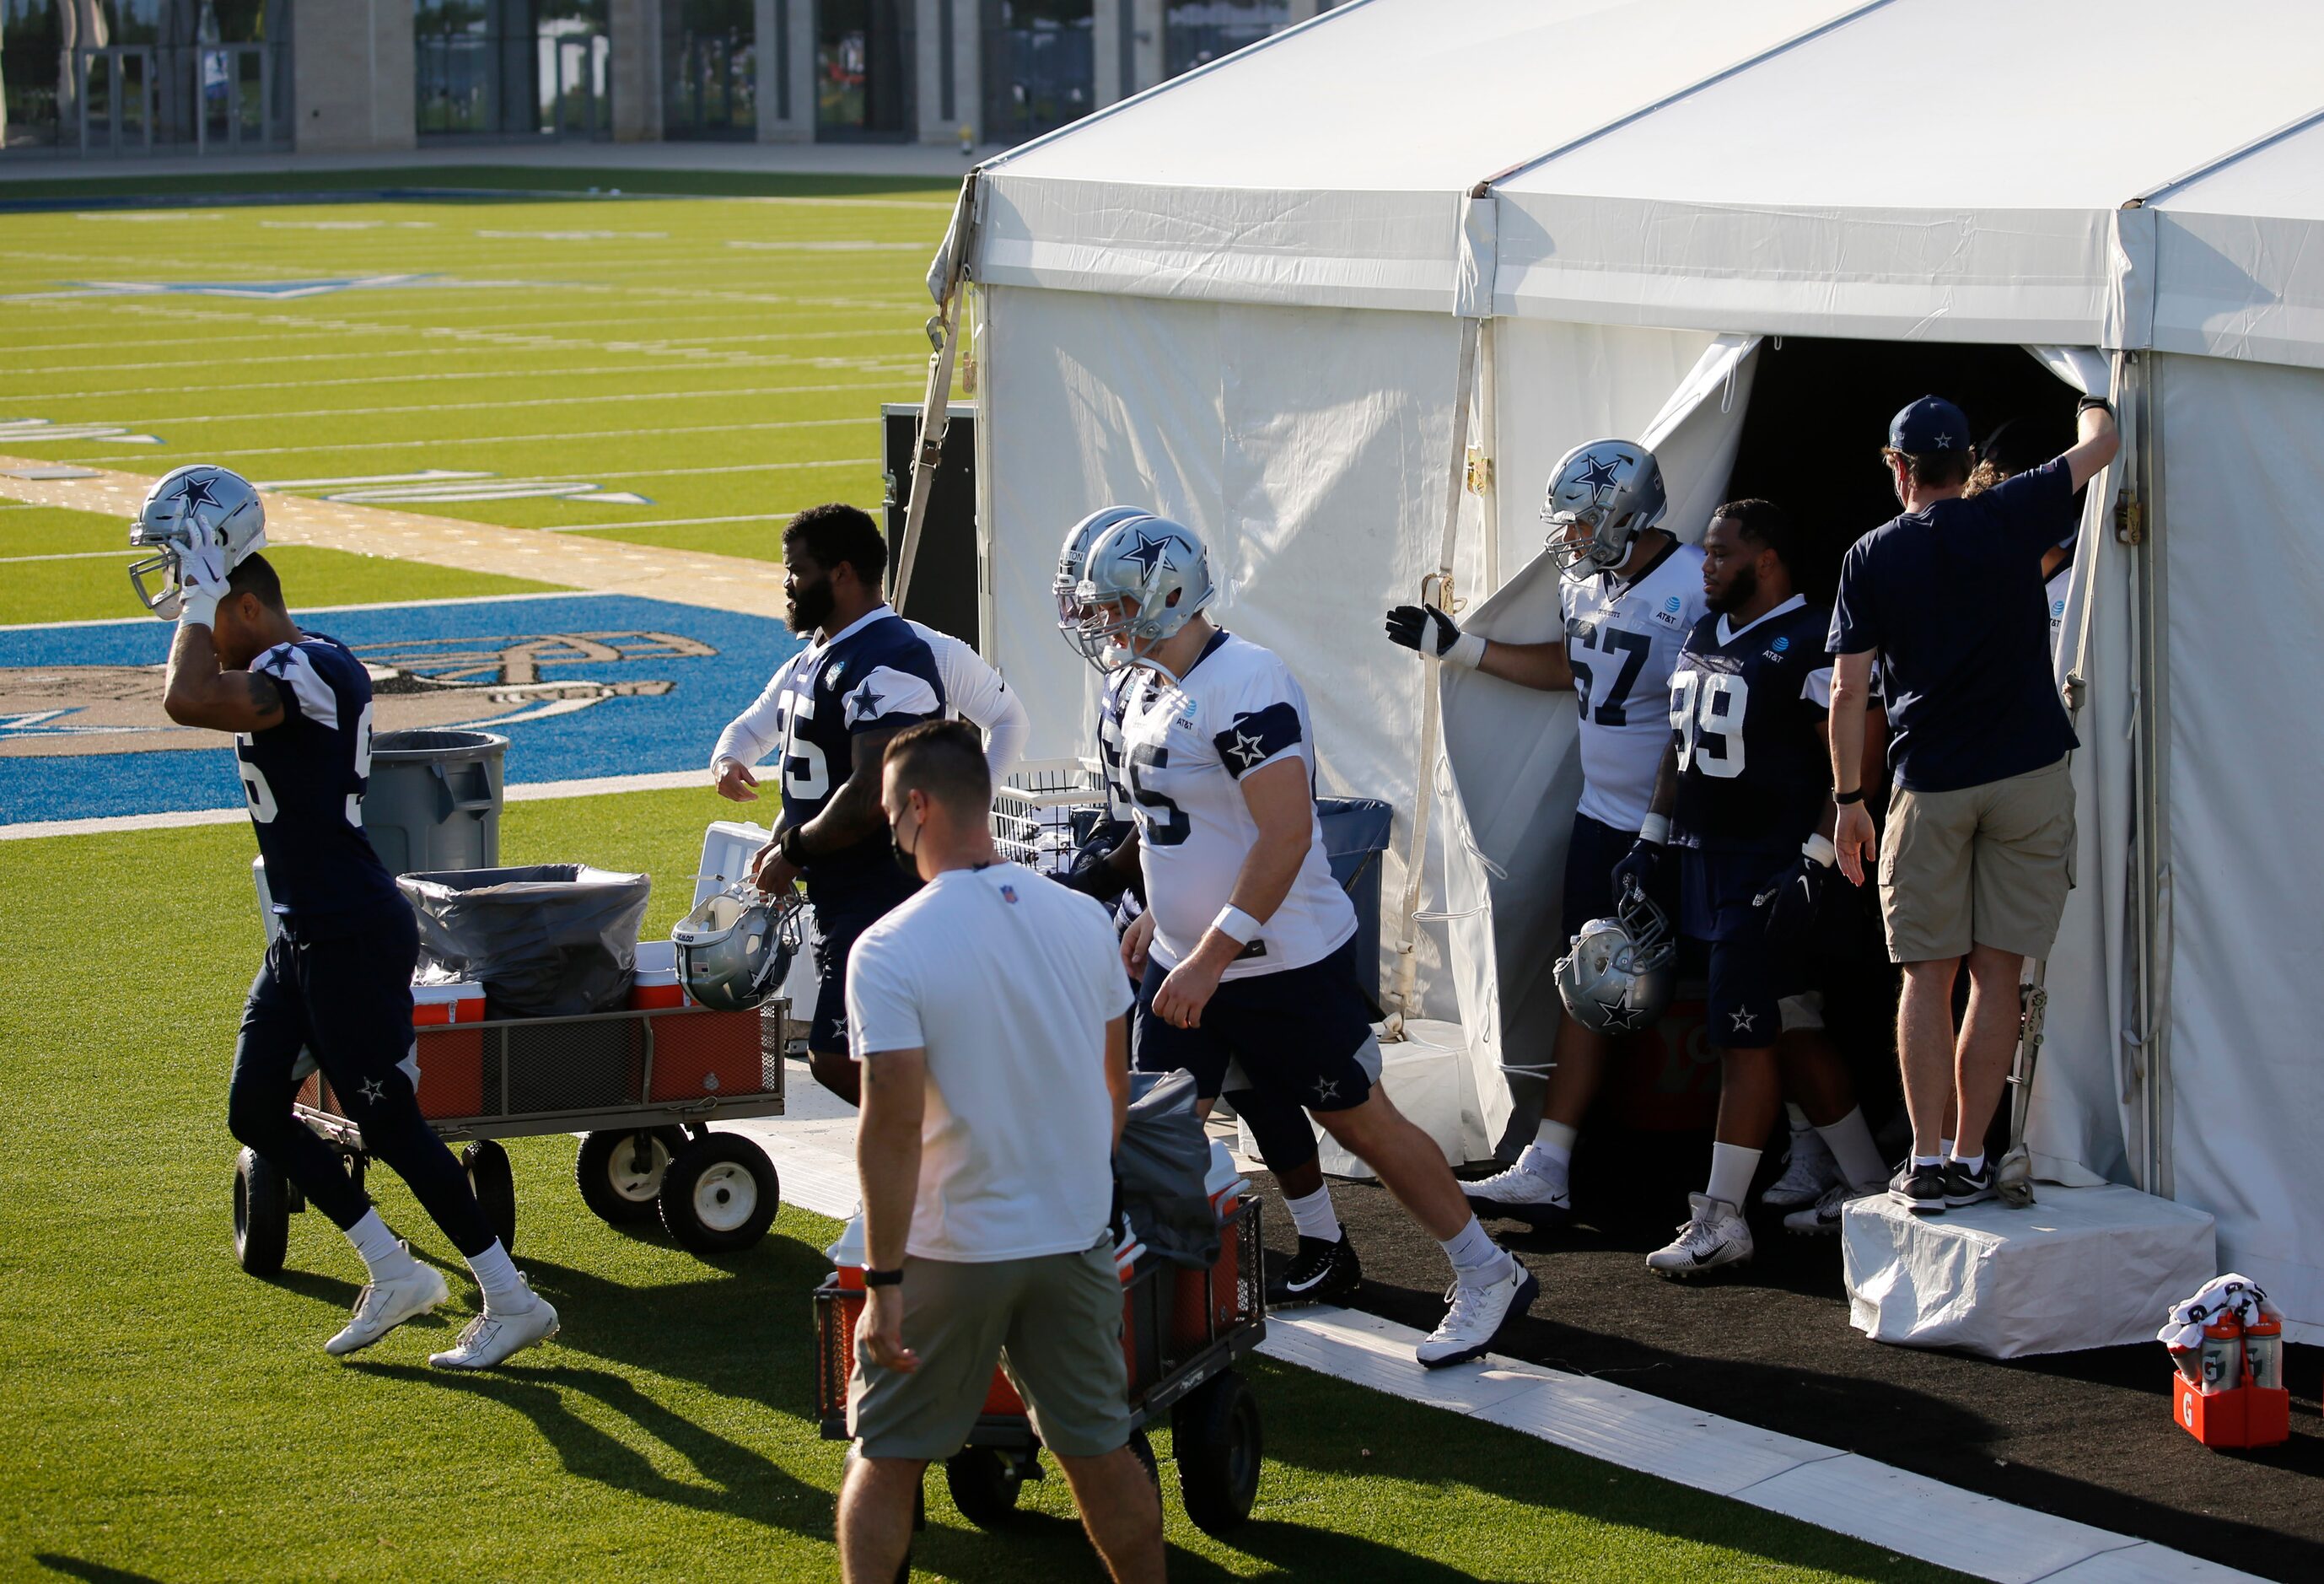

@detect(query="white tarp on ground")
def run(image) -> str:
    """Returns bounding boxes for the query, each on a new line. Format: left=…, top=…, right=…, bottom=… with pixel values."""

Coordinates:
left=960, top=0, right=2324, bottom=1337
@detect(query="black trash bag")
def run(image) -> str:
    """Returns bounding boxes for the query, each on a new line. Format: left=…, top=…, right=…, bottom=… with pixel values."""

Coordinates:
left=399, top=865, right=651, bottom=1018
left=1116, top=1069, right=1221, bottom=1270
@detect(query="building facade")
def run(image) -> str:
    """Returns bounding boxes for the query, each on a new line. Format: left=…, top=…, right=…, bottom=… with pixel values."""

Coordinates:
left=0, top=0, right=1341, bottom=159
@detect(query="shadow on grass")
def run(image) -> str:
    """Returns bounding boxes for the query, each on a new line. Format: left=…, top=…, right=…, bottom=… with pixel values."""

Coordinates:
left=33, top=1557, right=164, bottom=1584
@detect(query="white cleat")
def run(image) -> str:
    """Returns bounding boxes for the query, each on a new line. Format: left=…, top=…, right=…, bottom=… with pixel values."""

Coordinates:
left=325, top=1253, right=449, bottom=1357
left=1416, top=1258, right=1540, bottom=1370
left=1461, top=1161, right=1573, bottom=1232
left=428, top=1281, right=559, bottom=1371
left=1783, top=1179, right=1876, bottom=1236
left=1645, top=1193, right=1755, bottom=1279
left=1758, top=1129, right=1840, bottom=1211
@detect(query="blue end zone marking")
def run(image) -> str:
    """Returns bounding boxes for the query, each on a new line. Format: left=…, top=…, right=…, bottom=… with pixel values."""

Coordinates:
left=0, top=595, right=803, bottom=826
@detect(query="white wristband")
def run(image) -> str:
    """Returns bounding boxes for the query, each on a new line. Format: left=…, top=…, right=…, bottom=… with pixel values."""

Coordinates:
left=1637, top=813, right=1670, bottom=847
left=1802, top=832, right=1837, bottom=868
left=179, top=583, right=221, bottom=630
left=1212, top=905, right=1263, bottom=946
left=1444, top=631, right=1487, bottom=671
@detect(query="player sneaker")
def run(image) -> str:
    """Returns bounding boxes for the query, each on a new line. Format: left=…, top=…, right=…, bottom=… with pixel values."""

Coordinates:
left=324, top=1254, right=449, bottom=1357
left=1758, top=1129, right=1841, bottom=1211
left=1415, top=1259, right=1540, bottom=1370
left=1267, top=1233, right=1362, bottom=1308
left=1782, top=1179, right=1875, bottom=1236
left=1891, top=1161, right=1948, bottom=1215
left=1461, top=1160, right=1573, bottom=1232
left=1644, top=1193, right=1755, bottom=1277
left=1944, top=1159, right=1999, bottom=1209
left=428, top=1282, right=560, bottom=1371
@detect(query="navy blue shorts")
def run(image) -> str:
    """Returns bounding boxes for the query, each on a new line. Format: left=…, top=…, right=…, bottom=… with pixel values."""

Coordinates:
left=1563, top=811, right=1670, bottom=944
left=1133, top=936, right=1379, bottom=1113
left=810, top=870, right=917, bottom=1054
left=1680, top=848, right=1804, bottom=1051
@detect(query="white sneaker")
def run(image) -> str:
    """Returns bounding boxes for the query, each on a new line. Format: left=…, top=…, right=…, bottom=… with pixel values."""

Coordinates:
left=428, top=1280, right=560, bottom=1371
left=325, top=1253, right=449, bottom=1357
left=1644, top=1193, right=1754, bottom=1278
left=1782, top=1179, right=1875, bottom=1236
left=1415, top=1258, right=1539, bottom=1370
left=1461, top=1159, right=1572, bottom=1232
left=1758, top=1129, right=1840, bottom=1211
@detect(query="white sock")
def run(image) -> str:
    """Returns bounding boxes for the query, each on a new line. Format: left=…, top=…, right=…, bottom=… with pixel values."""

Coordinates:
left=1912, top=1154, right=1948, bottom=1169
left=1939, top=1137, right=1955, bottom=1157
left=466, top=1240, right=533, bottom=1313
left=1784, top=1103, right=1810, bottom=1133
left=344, top=1210, right=413, bottom=1282
left=1439, top=1215, right=1513, bottom=1284
left=1706, top=1143, right=1762, bottom=1209
left=1816, top=1107, right=1889, bottom=1189
left=1284, top=1186, right=1342, bottom=1242
left=1520, top=1119, right=1578, bottom=1183
left=1950, top=1150, right=1987, bottom=1174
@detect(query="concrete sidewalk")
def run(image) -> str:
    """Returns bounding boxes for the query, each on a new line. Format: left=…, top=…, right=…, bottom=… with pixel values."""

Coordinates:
left=0, top=139, right=1002, bottom=187
left=0, top=458, right=788, bottom=619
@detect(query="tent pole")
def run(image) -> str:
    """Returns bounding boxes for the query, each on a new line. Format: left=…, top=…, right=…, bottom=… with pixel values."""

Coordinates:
left=892, top=172, right=979, bottom=615
left=1477, top=320, right=1501, bottom=595
left=2128, top=352, right=2175, bottom=1200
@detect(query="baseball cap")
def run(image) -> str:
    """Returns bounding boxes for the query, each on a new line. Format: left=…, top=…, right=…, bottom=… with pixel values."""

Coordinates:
left=1890, top=396, right=1972, bottom=455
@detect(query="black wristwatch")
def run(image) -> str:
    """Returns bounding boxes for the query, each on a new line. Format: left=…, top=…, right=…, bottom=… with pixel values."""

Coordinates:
left=2076, top=394, right=2113, bottom=418
left=864, top=1267, right=904, bottom=1288
left=1834, top=787, right=1866, bottom=806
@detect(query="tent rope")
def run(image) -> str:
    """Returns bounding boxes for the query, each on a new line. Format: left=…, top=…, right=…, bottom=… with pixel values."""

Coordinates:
left=891, top=174, right=978, bottom=613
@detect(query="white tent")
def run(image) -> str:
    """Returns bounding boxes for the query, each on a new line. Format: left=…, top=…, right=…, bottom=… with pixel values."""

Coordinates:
left=936, top=0, right=2324, bottom=1341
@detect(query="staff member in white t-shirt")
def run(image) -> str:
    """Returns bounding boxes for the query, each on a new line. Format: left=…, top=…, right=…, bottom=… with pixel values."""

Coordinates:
left=837, top=720, right=1160, bottom=1584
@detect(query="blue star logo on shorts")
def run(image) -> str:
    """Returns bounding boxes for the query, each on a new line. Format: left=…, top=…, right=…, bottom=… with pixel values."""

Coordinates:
left=1729, top=1009, right=1758, bottom=1035
left=1312, top=1076, right=1340, bottom=1103
left=358, top=1077, right=385, bottom=1104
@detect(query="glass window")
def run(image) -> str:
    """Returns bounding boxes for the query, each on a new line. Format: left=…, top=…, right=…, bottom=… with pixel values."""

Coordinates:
left=3, top=0, right=65, bottom=148
left=1164, top=0, right=1283, bottom=80
left=980, top=0, right=1089, bottom=146
left=417, top=0, right=609, bottom=140
left=664, top=0, right=754, bottom=140
left=816, top=0, right=912, bottom=142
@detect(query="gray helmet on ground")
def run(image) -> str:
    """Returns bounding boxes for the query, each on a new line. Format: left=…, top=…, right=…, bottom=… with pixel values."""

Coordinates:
left=128, top=464, right=268, bottom=619
left=1553, top=880, right=1676, bottom=1035
left=1073, top=515, right=1215, bottom=673
left=671, top=886, right=804, bottom=1013
left=1541, top=439, right=1665, bottom=579
left=1054, top=505, right=1153, bottom=647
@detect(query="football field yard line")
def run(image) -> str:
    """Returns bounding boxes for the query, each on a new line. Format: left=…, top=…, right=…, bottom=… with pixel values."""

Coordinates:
left=108, top=383, right=919, bottom=428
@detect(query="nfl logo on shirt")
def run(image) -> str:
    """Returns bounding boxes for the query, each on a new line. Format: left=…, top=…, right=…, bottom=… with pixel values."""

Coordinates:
left=1000, top=884, right=1018, bottom=903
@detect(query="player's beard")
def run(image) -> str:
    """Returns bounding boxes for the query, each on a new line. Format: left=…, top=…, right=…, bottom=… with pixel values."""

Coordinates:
left=1707, top=562, right=1757, bottom=616
left=788, top=573, right=837, bottom=636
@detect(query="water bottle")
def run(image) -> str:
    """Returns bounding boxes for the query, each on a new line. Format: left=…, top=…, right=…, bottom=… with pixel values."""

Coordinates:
left=2244, top=1311, right=2284, bottom=1392
left=2198, top=1311, right=2243, bottom=1392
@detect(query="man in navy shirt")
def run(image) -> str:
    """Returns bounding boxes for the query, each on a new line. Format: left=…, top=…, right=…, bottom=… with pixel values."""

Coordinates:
left=156, top=493, right=555, bottom=1368
left=1827, top=396, right=2117, bottom=1214
left=746, top=504, right=948, bottom=1104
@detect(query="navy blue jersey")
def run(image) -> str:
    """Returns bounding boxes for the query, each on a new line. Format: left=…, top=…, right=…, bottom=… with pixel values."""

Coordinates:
left=1669, top=598, right=1835, bottom=857
left=1829, top=457, right=2079, bottom=792
left=236, top=633, right=401, bottom=928
left=766, top=608, right=945, bottom=886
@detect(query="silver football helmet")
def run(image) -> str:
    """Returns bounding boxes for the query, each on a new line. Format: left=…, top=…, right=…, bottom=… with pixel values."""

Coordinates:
left=1541, top=439, right=1665, bottom=579
left=128, top=464, right=268, bottom=619
left=1553, top=879, right=1676, bottom=1035
left=670, top=886, right=805, bottom=1014
left=1073, top=515, right=1214, bottom=673
left=1055, top=506, right=1154, bottom=645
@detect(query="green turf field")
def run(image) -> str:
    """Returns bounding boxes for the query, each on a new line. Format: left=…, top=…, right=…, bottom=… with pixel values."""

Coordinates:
left=0, top=503, right=564, bottom=625
left=0, top=169, right=953, bottom=566
left=0, top=786, right=1963, bottom=1584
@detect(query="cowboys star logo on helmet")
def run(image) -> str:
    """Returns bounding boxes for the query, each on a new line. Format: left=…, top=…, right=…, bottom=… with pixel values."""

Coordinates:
left=1541, top=439, right=1667, bottom=580
left=1554, top=879, right=1678, bottom=1035
left=126, top=464, right=269, bottom=620
left=1073, top=515, right=1214, bottom=676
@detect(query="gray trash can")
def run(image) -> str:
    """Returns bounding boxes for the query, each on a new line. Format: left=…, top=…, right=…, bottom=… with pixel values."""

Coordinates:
left=1318, top=797, right=1394, bottom=1015
left=364, top=729, right=507, bottom=877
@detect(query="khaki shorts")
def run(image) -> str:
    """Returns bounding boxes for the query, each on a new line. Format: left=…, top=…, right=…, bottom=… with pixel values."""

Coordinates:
left=847, top=1237, right=1129, bottom=1462
left=1880, top=757, right=2075, bottom=962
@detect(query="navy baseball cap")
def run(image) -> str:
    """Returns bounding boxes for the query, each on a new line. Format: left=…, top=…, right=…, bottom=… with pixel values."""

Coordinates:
left=1890, top=396, right=1972, bottom=455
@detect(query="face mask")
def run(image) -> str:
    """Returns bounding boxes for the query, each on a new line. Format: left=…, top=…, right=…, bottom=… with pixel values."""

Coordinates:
left=890, top=805, right=923, bottom=883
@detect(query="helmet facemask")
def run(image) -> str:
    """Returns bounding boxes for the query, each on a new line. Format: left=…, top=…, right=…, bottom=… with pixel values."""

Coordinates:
left=1544, top=500, right=1649, bottom=579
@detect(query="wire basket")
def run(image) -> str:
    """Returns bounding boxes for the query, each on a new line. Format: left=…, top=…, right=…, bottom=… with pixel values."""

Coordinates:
left=991, top=757, right=1110, bottom=876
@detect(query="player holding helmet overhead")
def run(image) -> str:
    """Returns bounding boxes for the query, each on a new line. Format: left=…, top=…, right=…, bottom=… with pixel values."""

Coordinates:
left=1385, top=439, right=1708, bottom=1231
left=1083, top=515, right=1536, bottom=1367
left=139, top=466, right=557, bottom=1369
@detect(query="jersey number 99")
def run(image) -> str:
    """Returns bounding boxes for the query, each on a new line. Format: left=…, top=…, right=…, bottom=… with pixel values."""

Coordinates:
left=1670, top=670, right=1747, bottom=779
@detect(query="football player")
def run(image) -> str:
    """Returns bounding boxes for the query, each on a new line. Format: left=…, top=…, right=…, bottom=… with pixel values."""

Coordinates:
left=1385, top=439, right=1711, bottom=1230
left=1629, top=501, right=1890, bottom=1274
left=1082, top=516, right=1536, bottom=1367
left=1053, top=507, right=1365, bottom=1309
left=142, top=466, right=556, bottom=1367
left=731, top=504, right=948, bottom=1106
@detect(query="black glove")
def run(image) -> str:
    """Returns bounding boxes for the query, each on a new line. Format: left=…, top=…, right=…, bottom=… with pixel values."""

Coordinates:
left=1385, top=603, right=1464, bottom=658
left=1610, top=838, right=1665, bottom=907
left=1755, top=850, right=1832, bottom=953
left=1061, top=823, right=1133, bottom=903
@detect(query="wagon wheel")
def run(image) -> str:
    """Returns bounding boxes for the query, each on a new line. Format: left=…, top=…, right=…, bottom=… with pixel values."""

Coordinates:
left=1172, top=1369, right=1260, bottom=1534
left=658, top=1133, right=778, bottom=1255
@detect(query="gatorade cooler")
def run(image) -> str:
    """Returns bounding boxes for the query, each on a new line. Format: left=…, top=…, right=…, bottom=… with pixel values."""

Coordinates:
left=822, top=1216, right=1030, bottom=1416
left=629, top=940, right=691, bottom=1010
left=1173, top=1141, right=1248, bottom=1352
left=412, top=981, right=486, bottom=1118
left=2171, top=1308, right=2289, bottom=1449
left=649, top=1006, right=767, bottom=1102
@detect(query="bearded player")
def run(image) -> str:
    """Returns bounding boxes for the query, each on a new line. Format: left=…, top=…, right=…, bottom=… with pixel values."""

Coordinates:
left=1081, top=515, right=1535, bottom=1366
left=1629, top=501, right=1889, bottom=1273
left=136, top=466, right=556, bottom=1367
left=1052, top=507, right=1366, bottom=1308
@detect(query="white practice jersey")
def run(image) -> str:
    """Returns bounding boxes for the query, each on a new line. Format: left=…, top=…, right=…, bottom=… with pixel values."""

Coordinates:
left=1095, top=667, right=1136, bottom=822
left=1561, top=537, right=1709, bottom=831
left=713, top=617, right=1029, bottom=781
left=2046, top=563, right=2074, bottom=656
left=1115, top=631, right=1356, bottom=981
